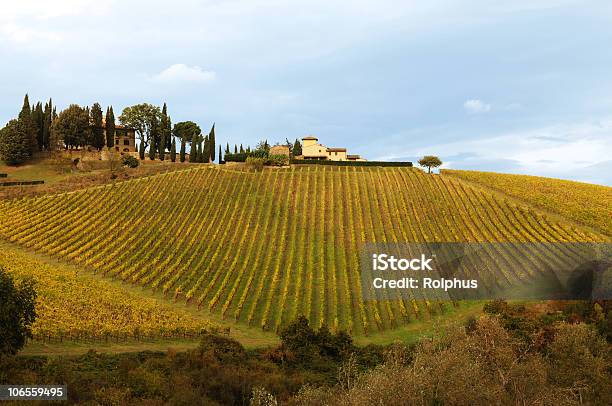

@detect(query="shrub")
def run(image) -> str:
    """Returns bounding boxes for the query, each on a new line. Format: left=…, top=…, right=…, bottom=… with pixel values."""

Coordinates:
left=266, top=154, right=288, bottom=167
left=122, top=155, right=139, bottom=168
left=290, top=159, right=412, bottom=167
left=246, top=157, right=265, bottom=171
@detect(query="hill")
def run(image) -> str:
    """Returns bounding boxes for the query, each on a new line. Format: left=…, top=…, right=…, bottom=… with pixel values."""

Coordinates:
left=0, top=166, right=605, bottom=336
left=443, top=169, right=612, bottom=236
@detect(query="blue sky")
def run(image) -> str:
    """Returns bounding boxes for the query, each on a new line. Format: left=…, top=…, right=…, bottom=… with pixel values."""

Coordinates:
left=1, top=0, right=611, bottom=185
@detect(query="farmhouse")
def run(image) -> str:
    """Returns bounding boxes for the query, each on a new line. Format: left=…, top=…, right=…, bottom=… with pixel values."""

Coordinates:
left=299, top=136, right=365, bottom=162
left=101, top=120, right=137, bottom=154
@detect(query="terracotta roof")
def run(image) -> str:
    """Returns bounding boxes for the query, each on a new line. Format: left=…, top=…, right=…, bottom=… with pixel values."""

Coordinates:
left=302, top=136, right=318, bottom=141
left=327, top=147, right=347, bottom=152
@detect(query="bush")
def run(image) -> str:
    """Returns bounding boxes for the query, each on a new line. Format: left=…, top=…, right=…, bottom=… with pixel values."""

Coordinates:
left=245, top=157, right=265, bottom=171
left=290, top=159, right=412, bottom=167
left=122, top=155, right=139, bottom=168
left=266, top=154, right=288, bottom=167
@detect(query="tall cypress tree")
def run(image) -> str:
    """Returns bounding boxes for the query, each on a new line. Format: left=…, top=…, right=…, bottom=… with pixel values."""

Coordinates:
left=293, top=138, right=302, bottom=156
left=234, top=144, right=238, bottom=154
left=240, top=144, right=244, bottom=154
left=225, top=143, right=230, bottom=155
left=139, top=137, right=145, bottom=160
left=33, top=102, right=44, bottom=151
left=179, top=137, right=186, bottom=163
left=42, top=101, right=51, bottom=150
left=190, top=133, right=198, bottom=163
left=202, top=135, right=210, bottom=163
left=218, top=145, right=222, bottom=164
left=158, top=103, right=169, bottom=161
left=91, top=103, right=104, bottom=150
left=208, top=123, right=215, bottom=162
left=170, top=137, right=176, bottom=162
left=105, top=107, right=115, bottom=148
left=18, top=94, right=36, bottom=156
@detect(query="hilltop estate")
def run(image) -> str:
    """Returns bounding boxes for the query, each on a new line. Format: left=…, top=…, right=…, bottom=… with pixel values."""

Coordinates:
left=298, top=136, right=365, bottom=161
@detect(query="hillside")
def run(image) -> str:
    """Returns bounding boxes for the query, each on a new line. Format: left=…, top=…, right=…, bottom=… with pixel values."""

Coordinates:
left=0, top=166, right=605, bottom=336
left=443, top=169, right=612, bottom=236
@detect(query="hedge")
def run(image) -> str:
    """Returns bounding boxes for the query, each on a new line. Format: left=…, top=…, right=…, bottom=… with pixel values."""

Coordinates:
left=290, top=159, right=412, bottom=167
left=225, top=150, right=268, bottom=162
left=0, top=180, right=45, bottom=187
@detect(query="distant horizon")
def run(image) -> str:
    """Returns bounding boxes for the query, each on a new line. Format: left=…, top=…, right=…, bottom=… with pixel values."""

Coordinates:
left=1, top=0, right=611, bottom=185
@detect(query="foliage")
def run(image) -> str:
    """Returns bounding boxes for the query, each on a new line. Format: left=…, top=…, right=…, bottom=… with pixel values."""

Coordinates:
left=122, top=155, right=140, bottom=168
left=292, top=138, right=302, bottom=157
left=0, top=266, right=36, bottom=358
left=0, top=120, right=30, bottom=165
left=118, top=104, right=161, bottom=151
left=291, top=159, right=413, bottom=167
left=0, top=167, right=604, bottom=335
left=0, top=247, right=214, bottom=341
left=173, top=121, right=201, bottom=143
left=52, top=104, right=91, bottom=149
left=105, top=106, right=115, bottom=148
left=266, top=154, right=288, bottom=167
left=418, top=155, right=442, bottom=173
left=443, top=169, right=612, bottom=236
left=90, top=103, right=105, bottom=150
left=246, top=156, right=265, bottom=171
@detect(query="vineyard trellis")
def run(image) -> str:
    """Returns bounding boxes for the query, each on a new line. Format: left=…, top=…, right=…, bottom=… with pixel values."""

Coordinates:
left=0, top=166, right=607, bottom=338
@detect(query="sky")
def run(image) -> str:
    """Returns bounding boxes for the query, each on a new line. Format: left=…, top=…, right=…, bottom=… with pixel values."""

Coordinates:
left=1, top=0, right=611, bottom=185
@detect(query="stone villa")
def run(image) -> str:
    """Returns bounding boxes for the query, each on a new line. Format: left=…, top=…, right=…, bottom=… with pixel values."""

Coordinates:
left=299, top=136, right=365, bottom=162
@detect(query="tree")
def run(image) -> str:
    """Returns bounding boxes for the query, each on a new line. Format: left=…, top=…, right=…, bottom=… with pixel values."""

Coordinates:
left=0, top=120, right=30, bottom=165
left=158, top=103, right=170, bottom=161
left=118, top=103, right=161, bottom=152
left=234, top=144, right=238, bottom=154
left=225, top=143, right=230, bottom=155
left=0, top=266, right=36, bottom=358
left=173, top=121, right=201, bottom=163
left=42, top=99, right=52, bottom=150
left=33, top=102, right=44, bottom=151
left=51, top=105, right=91, bottom=149
left=18, top=94, right=37, bottom=155
left=202, top=135, right=210, bottom=163
left=209, top=123, right=216, bottom=162
left=418, top=155, right=442, bottom=174
left=218, top=145, right=222, bottom=164
left=239, top=144, right=244, bottom=154
left=91, top=103, right=105, bottom=150
left=190, top=132, right=199, bottom=163
left=293, top=138, right=302, bottom=156
left=105, top=106, right=115, bottom=148
left=170, top=137, right=176, bottom=162
left=139, top=137, right=145, bottom=160
left=179, top=138, right=186, bottom=163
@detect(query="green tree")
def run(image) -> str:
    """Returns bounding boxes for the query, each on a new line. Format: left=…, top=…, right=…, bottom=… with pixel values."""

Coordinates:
left=0, top=266, right=37, bottom=358
left=239, top=144, right=244, bottom=154
left=170, top=137, right=176, bottom=162
left=234, top=144, right=238, bottom=154
left=293, top=138, right=302, bottom=156
left=173, top=121, right=201, bottom=163
left=0, top=120, right=30, bottom=165
left=118, top=103, right=161, bottom=153
left=179, top=138, right=186, bottom=163
left=218, top=145, right=222, bottom=163
left=190, top=132, right=199, bottom=163
left=209, top=123, right=216, bottom=162
left=139, top=137, right=145, bottom=160
left=418, top=155, right=442, bottom=173
left=225, top=143, right=230, bottom=155
left=32, top=102, right=44, bottom=151
left=158, top=103, right=170, bottom=161
left=52, top=104, right=91, bottom=149
left=42, top=99, right=52, bottom=150
left=105, top=106, right=115, bottom=148
left=91, top=102, right=105, bottom=150
left=18, top=94, right=37, bottom=155
left=202, top=135, right=210, bottom=163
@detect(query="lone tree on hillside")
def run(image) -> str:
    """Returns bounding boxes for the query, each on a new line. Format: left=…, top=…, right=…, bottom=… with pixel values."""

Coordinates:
left=418, top=155, right=442, bottom=174
left=0, top=266, right=37, bottom=358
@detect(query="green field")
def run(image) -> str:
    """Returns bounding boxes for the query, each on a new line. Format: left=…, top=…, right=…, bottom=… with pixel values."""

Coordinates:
left=443, top=169, right=612, bottom=236
left=0, top=166, right=606, bottom=338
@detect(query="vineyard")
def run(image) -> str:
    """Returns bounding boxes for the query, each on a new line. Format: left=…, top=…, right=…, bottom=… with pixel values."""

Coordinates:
left=442, top=169, right=612, bottom=236
left=0, top=166, right=607, bottom=337
left=0, top=244, right=215, bottom=342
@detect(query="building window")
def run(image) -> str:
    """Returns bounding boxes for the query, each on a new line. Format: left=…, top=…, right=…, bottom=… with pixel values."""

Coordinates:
left=335, top=152, right=338, bottom=156
left=115, top=139, right=119, bottom=144
left=115, top=147, right=119, bottom=151
left=124, top=139, right=130, bottom=146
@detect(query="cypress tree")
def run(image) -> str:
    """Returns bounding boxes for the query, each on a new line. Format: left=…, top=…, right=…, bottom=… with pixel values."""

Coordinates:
left=209, top=123, right=215, bottom=162
left=180, top=137, right=186, bottom=162
left=42, top=101, right=51, bottom=150
left=91, top=103, right=104, bottom=150
left=190, top=133, right=198, bottom=163
left=218, top=145, right=222, bottom=164
left=33, top=102, right=44, bottom=151
left=105, top=107, right=115, bottom=148
left=225, top=143, right=230, bottom=155
left=204, top=135, right=210, bottom=163
left=240, top=144, right=244, bottom=154
left=293, top=138, right=302, bottom=156
left=139, top=137, right=145, bottom=160
left=158, top=103, right=169, bottom=161
left=234, top=144, right=238, bottom=154
left=170, top=137, right=176, bottom=162
left=18, top=94, right=36, bottom=156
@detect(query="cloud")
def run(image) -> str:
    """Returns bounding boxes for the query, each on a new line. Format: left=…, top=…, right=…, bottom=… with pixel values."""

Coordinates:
left=463, top=99, right=491, bottom=114
left=151, top=64, right=216, bottom=84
